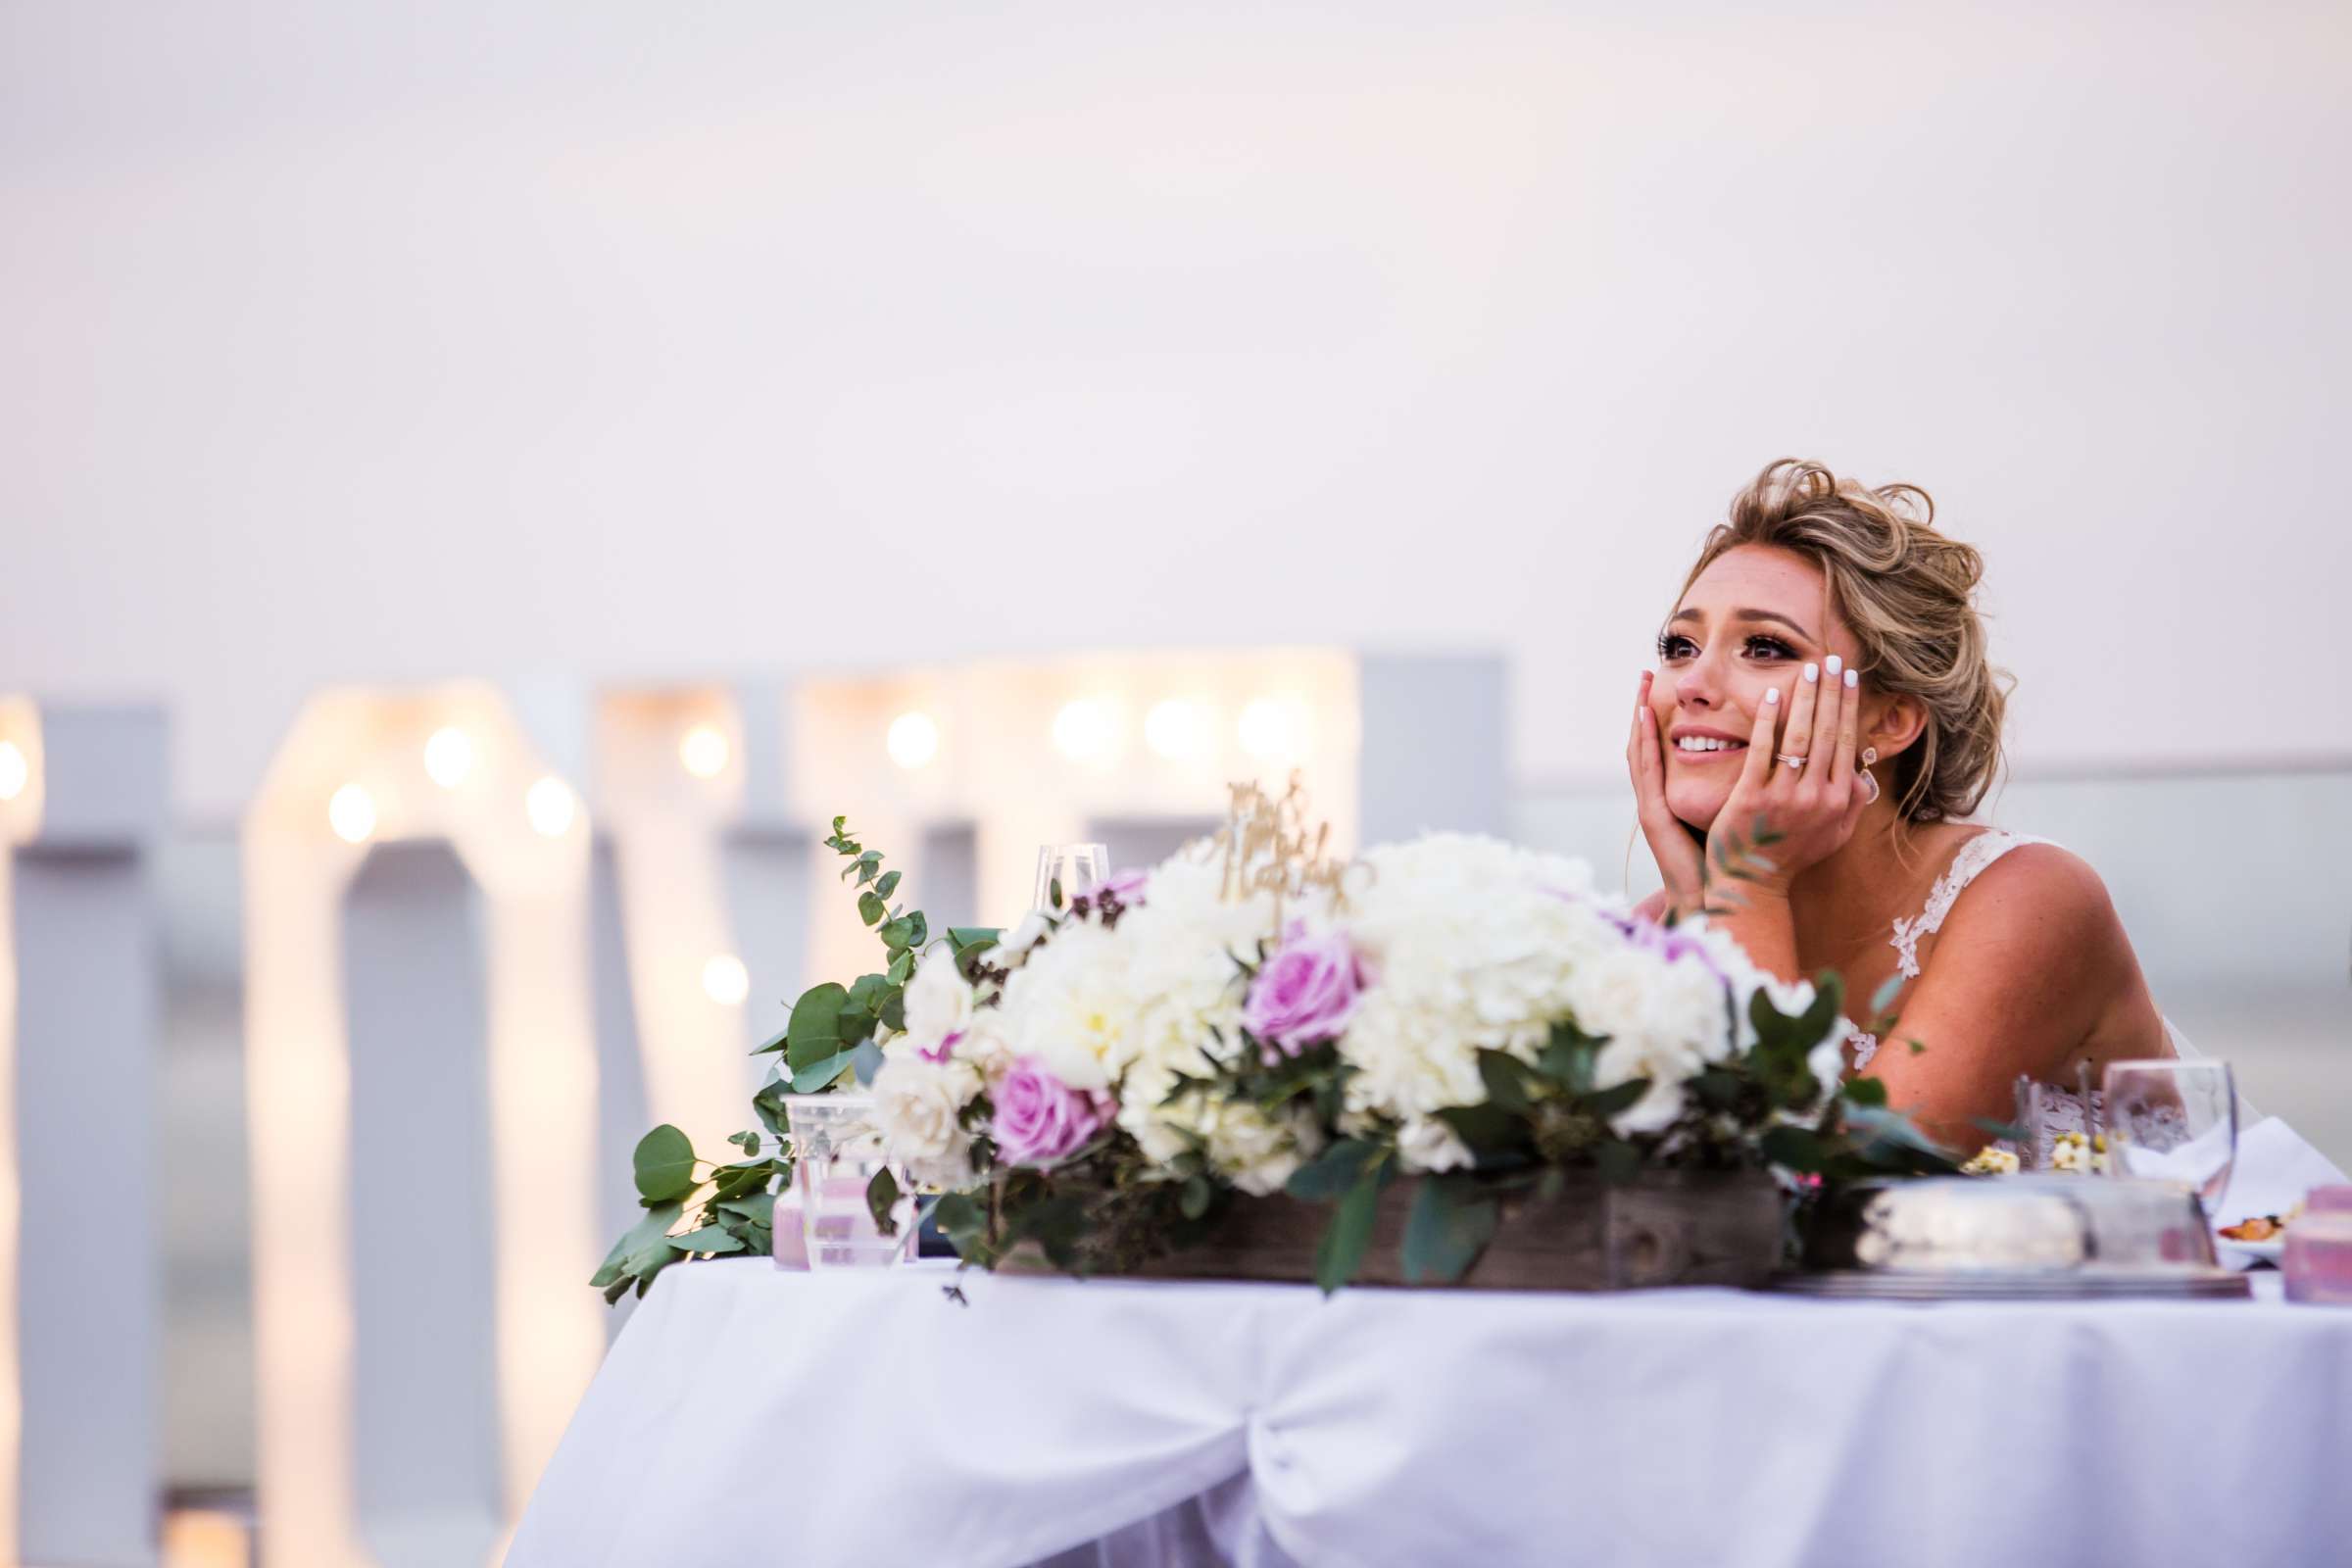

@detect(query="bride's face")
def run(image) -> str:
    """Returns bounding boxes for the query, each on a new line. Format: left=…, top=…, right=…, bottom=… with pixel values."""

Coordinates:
left=1648, top=544, right=1864, bottom=830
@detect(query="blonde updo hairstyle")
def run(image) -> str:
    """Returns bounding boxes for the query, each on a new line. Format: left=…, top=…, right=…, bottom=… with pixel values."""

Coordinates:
left=1681, top=459, right=2009, bottom=823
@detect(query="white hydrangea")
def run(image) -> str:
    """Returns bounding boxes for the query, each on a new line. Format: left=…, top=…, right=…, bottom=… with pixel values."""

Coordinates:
left=1118, top=1043, right=1324, bottom=1195
left=1337, top=833, right=1625, bottom=1127
left=1667, top=913, right=1848, bottom=1105
left=1568, top=940, right=1737, bottom=1135
left=1396, top=1114, right=1475, bottom=1175
left=993, top=918, right=1139, bottom=1091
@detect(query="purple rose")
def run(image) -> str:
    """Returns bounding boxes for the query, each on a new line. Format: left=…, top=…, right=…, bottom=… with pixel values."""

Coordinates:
left=1612, top=913, right=1726, bottom=986
left=1244, top=926, right=1365, bottom=1058
left=1098, top=866, right=1150, bottom=905
left=992, top=1055, right=1113, bottom=1168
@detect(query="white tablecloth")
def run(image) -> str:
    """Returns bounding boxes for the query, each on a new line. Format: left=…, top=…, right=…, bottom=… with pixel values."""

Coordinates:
left=508, top=1259, right=2350, bottom=1568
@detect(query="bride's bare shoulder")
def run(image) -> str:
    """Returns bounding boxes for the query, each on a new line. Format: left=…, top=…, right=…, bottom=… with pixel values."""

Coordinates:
left=1941, top=833, right=2124, bottom=950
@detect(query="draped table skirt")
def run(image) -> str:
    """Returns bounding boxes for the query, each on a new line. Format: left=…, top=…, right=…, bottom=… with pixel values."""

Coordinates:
left=508, top=1259, right=2348, bottom=1568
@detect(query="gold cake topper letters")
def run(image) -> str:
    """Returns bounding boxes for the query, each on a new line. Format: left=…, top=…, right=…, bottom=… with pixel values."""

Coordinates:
left=1214, top=772, right=1357, bottom=921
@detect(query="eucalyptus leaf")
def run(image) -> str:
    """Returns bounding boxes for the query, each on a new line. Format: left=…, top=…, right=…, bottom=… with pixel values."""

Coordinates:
left=932, top=1191, right=987, bottom=1247
left=875, top=869, right=902, bottom=900
left=1313, top=1160, right=1388, bottom=1294
left=1285, top=1138, right=1382, bottom=1201
left=752, top=1079, right=792, bottom=1138
left=1869, top=973, right=1905, bottom=1018
left=1400, top=1176, right=1499, bottom=1284
left=785, top=982, right=850, bottom=1072
left=858, top=892, right=887, bottom=926
left=851, top=1038, right=888, bottom=1086
left=1536, top=1026, right=1599, bottom=1094
left=865, top=1166, right=902, bottom=1238
left=1760, top=1125, right=1827, bottom=1174
left=1180, top=1173, right=1213, bottom=1220
left=1434, top=1102, right=1524, bottom=1157
left=716, top=1191, right=776, bottom=1227
left=590, top=1199, right=682, bottom=1288
left=667, top=1226, right=746, bottom=1255
left=947, top=927, right=1001, bottom=956
left=1476, top=1050, right=1536, bottom=1113
left=1583, top=1078, right=1651, bottom=1119
left=1592, top=1139, right=1642, bottom=1185
left=633, top=1247, right=680, bottom=1298
left=791, top=1049, right=856, bottom=1094
left=631, top=1124, right=698, bottom=1202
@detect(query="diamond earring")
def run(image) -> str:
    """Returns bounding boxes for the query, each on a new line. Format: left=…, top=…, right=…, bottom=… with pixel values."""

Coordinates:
left=1861, top=746, right=1879, bottom=766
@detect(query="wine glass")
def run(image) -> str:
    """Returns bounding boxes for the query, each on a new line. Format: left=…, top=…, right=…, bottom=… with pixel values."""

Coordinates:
left=2102, top=1059, right=2237, bottom=1216
left=1032, top=842, right=1108, bottom=913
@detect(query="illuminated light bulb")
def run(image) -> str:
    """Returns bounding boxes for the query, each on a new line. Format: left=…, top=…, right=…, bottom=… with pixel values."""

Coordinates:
left=702, top=954, right=751, bottom=1006
left=680, top=725, right=730, bottom=779
left=1239, top=697, right=1308, bottom=762
left=1052, top=699, right=1118, bottom=764
left=0, top=740, right=26, bottom=802
left=525, top=775, right=577, bottom=838
left=422, top=726, right=474, bottom=788
left=328, top=784, right=377, bottom=845
left=886, top=710, right=940, bottom=770
left=1144, top=700, right=1212, bottom=761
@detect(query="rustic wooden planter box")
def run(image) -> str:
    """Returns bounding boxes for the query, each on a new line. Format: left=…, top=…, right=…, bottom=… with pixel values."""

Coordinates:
left=1005, top=1169, right=1786, bottom=1292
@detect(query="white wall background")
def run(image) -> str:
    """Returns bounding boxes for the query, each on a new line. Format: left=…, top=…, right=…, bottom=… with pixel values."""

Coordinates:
left=5, top=0, right=2350, bottom=820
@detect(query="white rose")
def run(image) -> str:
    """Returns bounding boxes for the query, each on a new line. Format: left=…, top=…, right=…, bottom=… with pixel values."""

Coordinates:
left=870, top=1057, right=978, bottom=1162
left=995, top=909, right=1053, bottom=963
left=901, top=947, right=975, bottom=1052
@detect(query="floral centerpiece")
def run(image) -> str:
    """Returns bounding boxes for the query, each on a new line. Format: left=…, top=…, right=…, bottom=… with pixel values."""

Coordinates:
left=860, top=782, right=1948, bottom=1290
left=592, top=785, right=1952, bottom=1300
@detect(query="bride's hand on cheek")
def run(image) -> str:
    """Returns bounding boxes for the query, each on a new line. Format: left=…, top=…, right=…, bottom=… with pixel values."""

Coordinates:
left=1708, top=659, right=1873, bottom=898
left=1628, top=671, right=1704, bottom=913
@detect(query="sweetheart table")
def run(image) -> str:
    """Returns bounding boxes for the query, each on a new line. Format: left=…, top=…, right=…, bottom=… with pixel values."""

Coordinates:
left=506, top=1259, right=2349, bottom=1568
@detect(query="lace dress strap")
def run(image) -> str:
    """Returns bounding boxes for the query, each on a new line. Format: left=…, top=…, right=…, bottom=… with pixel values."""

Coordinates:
left=1887, top=831, right=2054, bottom=980
left=1848, top=830, right=2056, bottom=1071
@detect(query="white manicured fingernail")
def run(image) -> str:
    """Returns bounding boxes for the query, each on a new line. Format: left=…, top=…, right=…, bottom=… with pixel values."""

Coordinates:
left=1764, top=688, right=1780, bottom=705
left=1803, top=663, right=1819, bottom=684
left=1826, top=655, right=1842, bottom=676
left=1844, top=668, right=1858, bottom=689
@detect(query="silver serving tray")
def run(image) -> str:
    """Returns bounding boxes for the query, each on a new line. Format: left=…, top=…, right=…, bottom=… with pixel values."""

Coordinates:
left=1774, top=1175, right=2251, bottom=1301
left=1771, top=1267, right=2249, bottom=1300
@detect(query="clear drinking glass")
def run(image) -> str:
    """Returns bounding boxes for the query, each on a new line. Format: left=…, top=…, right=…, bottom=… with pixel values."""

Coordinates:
left=782, top=1094, right=915, bottom=1269
left=2102, top=1059, right=2237, bottom=1216
left=1032, top=841, right=1108, bottom=913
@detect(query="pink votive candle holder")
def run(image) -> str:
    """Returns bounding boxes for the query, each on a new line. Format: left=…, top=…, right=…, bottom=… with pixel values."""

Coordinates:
left=2283, top=1186, right=2352, bottom=1305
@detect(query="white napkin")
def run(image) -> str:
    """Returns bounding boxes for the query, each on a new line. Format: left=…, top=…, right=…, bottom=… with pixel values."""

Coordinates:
left=2210, top=1115, right=2347, bottom=1267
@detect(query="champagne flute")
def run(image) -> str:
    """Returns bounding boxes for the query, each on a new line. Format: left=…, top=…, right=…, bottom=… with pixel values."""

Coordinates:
left=1032, top=842, right=1108, bottom=913
left=2101, top=1059, right=2237, bottom=1217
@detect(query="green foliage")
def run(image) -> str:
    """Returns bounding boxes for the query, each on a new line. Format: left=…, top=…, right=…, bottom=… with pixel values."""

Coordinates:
left=592, top=815, right=952, bottom=1305
left=632, top=1125, right=697, bottom=1202
left=1314, top=1152, right=1392, bottom=1294
left=865, top=1166, right=903, bottom=1238
left=1400, top=1176, right=1498, bottom=1284
left=597, top=813, right=1968, bottom=1305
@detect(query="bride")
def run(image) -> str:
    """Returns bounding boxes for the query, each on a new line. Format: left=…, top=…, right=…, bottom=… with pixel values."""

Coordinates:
left=1626, top=458, right=2169, bottom=1150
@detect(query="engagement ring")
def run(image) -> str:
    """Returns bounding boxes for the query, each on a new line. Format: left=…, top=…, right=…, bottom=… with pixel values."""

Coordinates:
left=1775, top=752, right=1808, bottom=768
